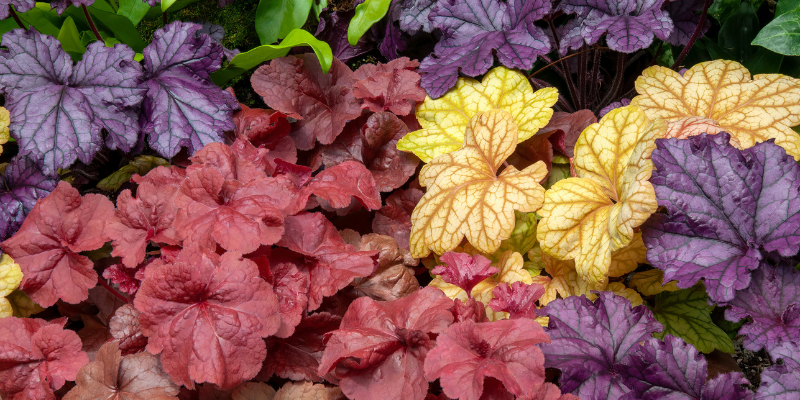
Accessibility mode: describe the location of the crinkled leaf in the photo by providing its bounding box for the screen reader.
[102,261,144,295]
[632,60,800,160]
[419,0,552,98]
[318,286,454,400]
[537,105,663,286]
[0,253,22,318]
[398,66,558,162]
[410,110,547,257]
[353,58,426,116]
[1,181,114,307]
[665,0,711,46]
[0,29,144,174]
[398,0,436,34]
[724,264,800,354]
[299,161,382,211]
[540,292,663,399]
[510,110,596,173]
[488,281,544,319]
[518,383,581,400]
[250,248,309,338]
[64,340,179,400]
[315,9,375,63]
[432,252,499,296]
[652,285,735,354]
[0,107,9,156]
[0,154,58,241]
[231,103,291,150]
[349,233,420,301]
[641,133,800,302]
[372,188,423,249]
[141,21,238,158]
[133,246,280,389]
[756,343,800,400]
[7,290,45,318]
[0,0,34,19]
[251,54,362,150]
[274,381,344,400]
[261,312,341,382]
[96,156,170,192]
[109,304,147,355]
[424,318,550,400]
[627,269,679,296]
[0,317,89,400]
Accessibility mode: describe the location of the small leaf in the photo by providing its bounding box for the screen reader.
[651,285,736,354]
[0,254,22,318]
[96,155,169,191]
[0,107,8,156]
[496,212,538,256]
[348,0,391,45]
[753,8,800,56]
[628,269,679,296]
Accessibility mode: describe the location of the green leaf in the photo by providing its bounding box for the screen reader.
[18,6,62,37]
[347,0,391,46]
[544,161,571,190]
[116,0,151,25]
[752,8,800,56]
[496,212,538,256]
[651,285,736,354]
[744,46,784,74]
[717,2,760,62]
[255,0,313,45]
[312,0,327,19]
[777,0,800,16]
[96,155,170,191]
[709,0,740,24]
[211,28,332,85]
[161,0,178,12]
[58,16,86,59]
[0,18,21,36]
[85,5,146,51]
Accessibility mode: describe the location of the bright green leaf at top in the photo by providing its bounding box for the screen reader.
[116,0,151,26]
[397,66,559,162]
[651,285,735,354]
[255,0,313,45]
[753,8,800,56]
[161,0,177,12]
[97,155,169,191]
[211,28,332,85]
[496,211,538,256]
[58,16,86,58]
[348,0,391,45]
[312,0,327,19]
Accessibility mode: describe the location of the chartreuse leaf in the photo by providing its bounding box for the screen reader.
[161,0,177,12]
[348,0,391,45]
[496,211,538,256]
[96,156,170,191]
[409,109,547,258]
[211,28,332,85]
[397,66,558,162]
[0,107,8,156]
[628,269,679,296]
[0,254,23,318]
[58,16,85,59]
[753,8,800,56]
[651,285,735,354]
[632,60,800,160]
[536,105,663,287]
[8,291,45,318]
[116,0,151,25]
[255,0,313,45]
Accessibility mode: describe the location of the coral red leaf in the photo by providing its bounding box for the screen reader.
[433,252,499,297]
[261,312,342,382]
[488,282,545,320]
[278,213,377,310]
[1,181,114,306]
[232,103,291,149]
[372,188,424,249]
[318,287,455,400]
[109,304,148,355]
[423,318,550,400]
[299,161,382,211]
[132,165,187,188]
[451,297,490,323]
[133,246,280,389]
[188,139,271,184]
[518,383,581,400]
[0,317,89,400]
[102,261,145,295]
[249,248,310,338]
[352,57,425,116]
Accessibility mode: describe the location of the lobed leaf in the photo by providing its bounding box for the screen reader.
[651,285,735,354]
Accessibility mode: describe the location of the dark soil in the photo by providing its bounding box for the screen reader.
[733,339,772,391]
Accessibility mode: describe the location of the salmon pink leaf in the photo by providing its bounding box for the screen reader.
[277,213,377,310]
[540,292,663,399]
[274,381,344,400]
[1,182,114,307]
[133,246,280,389]
[299,161,382,211]
[372,188,423,249]
[724,264,800,354]
[251,54,362,150]
[109,304,147,355]
[353,58,426,116]
[141,21,238,158]
[102,262,144,295]
[0,154,58,241]
[432,252,499,297]
[318,286,454,400]
[641,133,800,302]
[518,383,581,400]
[488,282,544,320]
[0,317,89,400]
[0,29,144,174]
[261,312,341,382]
[424,318,550,400]
[451,297,489,323]
[249,248,310,338]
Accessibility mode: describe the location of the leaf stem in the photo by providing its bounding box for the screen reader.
[597,53,627,114]
[671,0,711,70]
[529,47,609,77]
[9,6,26,30]
[82,5,103,42]
[162,11,168,27]
[649,41,663,66]
[97,276,130,303]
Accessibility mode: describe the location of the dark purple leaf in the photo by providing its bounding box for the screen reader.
[0,29,144,174]
[419,0,552,98]
[641,133,800,303]
[0,154,58,240]
[665,0,710,46]
[140,21,238,158]
[315,9,375,63]
[398,0,438,35]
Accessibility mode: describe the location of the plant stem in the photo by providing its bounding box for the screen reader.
[576,46,588,109]
[649,42,663,66]
[589,48,601,107]
[671,0,711,70]
[597,53,627,114]
[9,6,26,30]
[530,77,574,112]
[162,11,168,27]
[97,276,130,303]
[82,5,103,42]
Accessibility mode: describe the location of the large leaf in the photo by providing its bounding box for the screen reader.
[752,8,800,56]
[409,109,547,258]
[537,105,663,286]
[631,60,800,160]
[255,0,313,45]
[651,285,735,354]
[397,66,558,162]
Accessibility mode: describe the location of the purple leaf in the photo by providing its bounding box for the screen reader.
[419,0,552,98]
[724,264,800,354]
[0,154,58,240]
[0,0,34,19]
[558,0,673,53]
[140,21,238,158]
[50,0,93,14]
[315,9,375,63]
[621,335,753,400]
[756,343,800,400]
[398,0,437,34]
[641,133,800,303]
[540,292,662,399]
[0,29,144,174]
[664,0,710,46]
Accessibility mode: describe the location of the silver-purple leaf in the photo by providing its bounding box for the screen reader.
[0,29,144,175]
[540,292,663,400]
[0,0,34,19]
[558,0,673,53]
[419,0,552,98]
[724,264,800,354]
[50,0,93,14]
[398,0,438,35]
[641,133,800,303]
[140,21,238,158]
[756,343,800,400]
[0,154,58,240]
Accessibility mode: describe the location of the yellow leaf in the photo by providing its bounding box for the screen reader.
[632,60,800,160]
[536,105,663,286]
[628,269,680,296]
[605,282,644,307]
[0,107,9,156]
[533,252,604,306]
[0,254,23,318]
[409,110,547,258]
[397,67,559,162]
[608,232,647,277]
